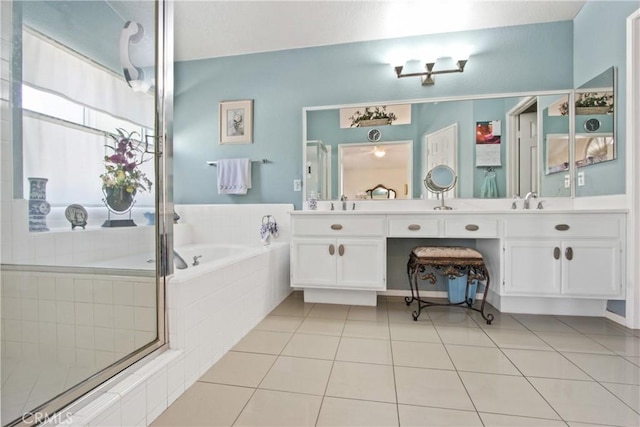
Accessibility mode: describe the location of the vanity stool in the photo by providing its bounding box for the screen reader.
[405,246,494,324]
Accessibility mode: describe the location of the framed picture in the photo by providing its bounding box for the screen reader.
[219,99,253,144]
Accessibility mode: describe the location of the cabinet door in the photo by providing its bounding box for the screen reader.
[336,238,386,290]
[291,239,337,287]
[561,240,622,297]
[504,240,561,295]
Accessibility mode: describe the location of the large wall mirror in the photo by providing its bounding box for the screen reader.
[303,67,616,203]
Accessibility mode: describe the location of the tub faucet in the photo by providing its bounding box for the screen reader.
[341,195,347,211]
[192,255,202,266]
[173,250,188,270]
[523,192,538,210]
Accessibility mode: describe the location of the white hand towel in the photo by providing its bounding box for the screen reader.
[217,158,252,194]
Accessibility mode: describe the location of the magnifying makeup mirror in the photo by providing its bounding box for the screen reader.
[424,165,457,210]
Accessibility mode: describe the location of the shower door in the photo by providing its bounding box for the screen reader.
[0,1,172,426]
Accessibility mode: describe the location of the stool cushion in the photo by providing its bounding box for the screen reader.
[412,246,483,259]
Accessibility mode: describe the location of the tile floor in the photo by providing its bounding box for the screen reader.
[152,292,640,427]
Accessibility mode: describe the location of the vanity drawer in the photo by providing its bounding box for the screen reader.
[505,215,623,238]
[388,217,440,237]
[444,218,499,238]
[293,216,386,237]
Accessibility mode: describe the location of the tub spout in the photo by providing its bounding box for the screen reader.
[173,250,188,269]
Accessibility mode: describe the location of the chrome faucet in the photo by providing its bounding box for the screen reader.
[340,195,348,211]
[511,195,520,210]
[523,191,538,210]
[173,250,188,269]
[192,255,202,266]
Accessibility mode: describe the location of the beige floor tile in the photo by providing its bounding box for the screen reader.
[234,389,322,427]
[150,382,253,427]
[585,333,640,357]
[389,321,442,343]
[459,371,560,420]
[281,333,340,360]
[447,345,521,376]
[394,366,474,410]
[556,317,631,336]
[199,351,276,387]
[269,300,314,317]
[316,397,398,427]
[484,328,554,351]
[254,315,304,333]
[428,310,480,328]
[307,303,350,320]
[232,330,292,355]
[513,314,579,333]
[502,348,591,381]
[562,352,640,385]
[435,325,496,347]
[626,356,640,367]
[297,317,345,336]
[479,412,567,426]
[534,332,614,354]
[335,337,393,365]
[342,320,390,340]
[259,356,332,395]
[469,310,527,331]
[388,307,428,324]
[398,405,483,426]
[347,305,389,322]
[392,340,455,370]
[601,382,640,412]
[529,377,640,426]
[326,361,396,403]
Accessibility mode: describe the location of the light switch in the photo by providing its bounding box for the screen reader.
[578,171,585,186]
[293,179,302,191]
[564,174,570,188]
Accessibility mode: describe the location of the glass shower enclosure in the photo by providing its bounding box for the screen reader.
[0,1,173,425]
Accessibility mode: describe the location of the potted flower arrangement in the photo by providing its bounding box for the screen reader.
[349,106,397,127]
[559,92,613,116]
[100,128,153,213]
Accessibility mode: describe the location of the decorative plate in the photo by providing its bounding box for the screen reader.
[65,204,88,230]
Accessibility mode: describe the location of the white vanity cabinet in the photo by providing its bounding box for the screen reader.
[503,214,625,299]
[291,214,386,305]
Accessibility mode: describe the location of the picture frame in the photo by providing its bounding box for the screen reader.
[219,99,253,144]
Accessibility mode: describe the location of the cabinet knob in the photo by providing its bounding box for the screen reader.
[331,224,343,230]
[555,224,570,231]
[408,224,421,231]
[465,224,479,231]
[565,247,573,261]
[329,244,335,255]
[553,247,560,260]
[338,244,345,256]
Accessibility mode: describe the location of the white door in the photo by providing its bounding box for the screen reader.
[504,240,561,295]
[561,240,622,297]
[518,112,538,196]
[423,123,457,199]
[291,239,336,287]
[336,238,386,290]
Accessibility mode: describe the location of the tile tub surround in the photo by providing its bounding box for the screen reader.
[151,293,640,427]
[38,204,293,426]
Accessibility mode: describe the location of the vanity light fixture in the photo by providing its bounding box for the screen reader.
[394,59,468,86]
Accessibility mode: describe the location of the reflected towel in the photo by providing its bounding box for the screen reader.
[480,174,498,198]
[217,158,251,195]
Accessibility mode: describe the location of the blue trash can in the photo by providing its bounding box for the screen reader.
[447,275,478,304]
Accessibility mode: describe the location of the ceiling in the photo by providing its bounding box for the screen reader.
[173,0,586,62]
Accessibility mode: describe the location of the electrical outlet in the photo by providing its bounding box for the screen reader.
[564,174,570,188]
[293,179,302,191]
[578,171,585,186]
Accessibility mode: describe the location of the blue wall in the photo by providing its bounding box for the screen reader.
[174,21,575,208]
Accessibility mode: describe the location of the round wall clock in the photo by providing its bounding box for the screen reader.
[65,204,88,230]
[584,118,601,132]
[367,128,382,142]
